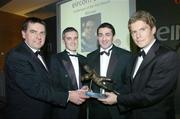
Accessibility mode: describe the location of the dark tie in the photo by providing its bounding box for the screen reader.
[34,51,48,70]
[66,51,78,57]
[100,47,113,56]
[138,50,146,58]
[34,51,41,56]
[68,54,78,57]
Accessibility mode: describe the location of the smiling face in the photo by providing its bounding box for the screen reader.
[97,27,114,49]
[130,20,156,48]
[63,31,78,52]
[22,22,46,50]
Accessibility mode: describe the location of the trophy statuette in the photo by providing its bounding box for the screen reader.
[81,65,120,98]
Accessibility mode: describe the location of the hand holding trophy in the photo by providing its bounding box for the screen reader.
[81,65,119,99]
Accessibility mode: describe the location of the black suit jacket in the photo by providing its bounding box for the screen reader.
[118,41,179,119]
[49,50,87,119]
[4,42,69,119]
[87,45,132,119]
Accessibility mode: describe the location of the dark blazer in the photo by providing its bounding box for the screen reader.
[118,41,179,119]
[87,45,132,119]
[4,42,69,119]
[49,50,87,119]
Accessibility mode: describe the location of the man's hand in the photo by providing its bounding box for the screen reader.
[68,86,89,105]
[98,92,117,105]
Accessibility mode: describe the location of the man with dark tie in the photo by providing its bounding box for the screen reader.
[87,22,132,119]
[4,17,87,119]
[49,27,89,119]
[98,10,179,119]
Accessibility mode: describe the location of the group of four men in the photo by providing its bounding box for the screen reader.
[4,10,179,119]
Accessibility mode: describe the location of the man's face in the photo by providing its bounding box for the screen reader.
[84,21,96,39]
[63,31,78,51]
[97,27,113,49]
[130,20,156,48]
[22,22,46,50]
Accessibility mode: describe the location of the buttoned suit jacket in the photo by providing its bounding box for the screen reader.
[4,42,68,119]
[87,45,132,119]
[49,50,87,119]
[118,40,179,119]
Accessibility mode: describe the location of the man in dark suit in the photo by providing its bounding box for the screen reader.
[99,10,179,119]
[4,18,87,119]
[49,27,89,119]
[87,23,132,119]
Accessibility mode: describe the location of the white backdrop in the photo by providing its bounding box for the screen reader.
[56,0,136,56]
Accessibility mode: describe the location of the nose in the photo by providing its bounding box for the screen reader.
[101,35,106,40]
[36,33,42,39]
[135,31,141,38]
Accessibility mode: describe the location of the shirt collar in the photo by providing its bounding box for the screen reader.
[142,39,156,54]
[66,49,77,55]
[25,42,40,53]
[100,45,113,52]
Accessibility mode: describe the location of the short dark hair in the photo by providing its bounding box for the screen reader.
[97,22,115,36]
[62,27,78,39]
[21,17,46,31]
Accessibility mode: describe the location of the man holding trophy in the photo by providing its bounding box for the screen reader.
[98,11,179,119]
[85,23,132,119]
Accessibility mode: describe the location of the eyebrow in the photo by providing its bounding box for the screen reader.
[98,32,112,35]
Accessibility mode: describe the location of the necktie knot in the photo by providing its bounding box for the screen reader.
[138,50,146,58]
[34,51,41,56]
[100,47,112,56]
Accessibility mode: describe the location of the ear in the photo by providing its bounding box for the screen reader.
[152,26,156,35]
[113,35,116,41]
[21,30,26,39]
[63,39,66,47]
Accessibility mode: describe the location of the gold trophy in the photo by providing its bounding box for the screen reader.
[81,65,119,98]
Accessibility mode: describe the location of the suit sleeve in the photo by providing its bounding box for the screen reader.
[117,51,179,111]
[5,53,68,107]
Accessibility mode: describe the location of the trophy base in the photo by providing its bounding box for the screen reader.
[86,92,107,99]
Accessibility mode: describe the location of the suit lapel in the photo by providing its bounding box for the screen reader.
[21,42,48,73]
[107,47,118,78]
[130,55,139,81]
[33,55,48,72]
[91,51,100,75]
[134,41,160,79]
[61,51,78,89]
[77,55,84,88]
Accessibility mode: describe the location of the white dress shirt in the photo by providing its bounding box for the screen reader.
[100,45,113,93]
[66,49,80,89]
[133,39,156,78]
[100,46,113,77]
